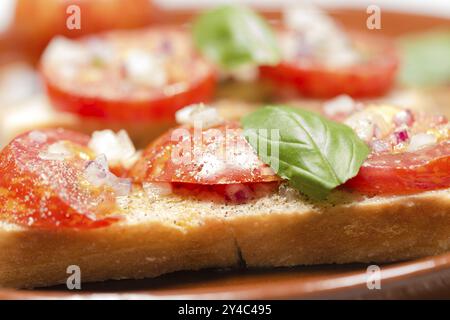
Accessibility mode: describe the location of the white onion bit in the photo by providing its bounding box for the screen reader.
[88,129,138,169]
[28,130,47,143]
[42,37,90,77]
[371,140,391,153]
[407,133,437,152]
[122,49,167,87]
[38,141,72,161]
[143,182,173,198]
[323,95,356,118]
[84,154,132,197]
[175,104,224,129]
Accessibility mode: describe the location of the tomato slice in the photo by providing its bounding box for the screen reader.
[260,31,398,98]
[130,122,279,184]
[40,28,216,122]
[0,129,122,229]
[345,141,450,195]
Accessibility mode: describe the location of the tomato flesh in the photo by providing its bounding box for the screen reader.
[0,129,120,229]
[260,32,398,98]
[41,28,217,122]
[345,141,450,195]
[130,122,279,185]
[44,72,216,122]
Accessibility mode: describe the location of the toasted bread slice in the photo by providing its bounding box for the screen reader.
[1,185,449,288]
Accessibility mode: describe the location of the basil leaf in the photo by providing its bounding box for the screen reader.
[192,5,280,69]
[242,106,370,199]
[398,30,450,86]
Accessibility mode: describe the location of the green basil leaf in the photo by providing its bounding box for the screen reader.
[398,30,450,86]
[242,106,370,199]
[192,5,280,69]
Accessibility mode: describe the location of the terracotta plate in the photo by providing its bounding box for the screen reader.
[2,252,450,299]
[1,8,450,300]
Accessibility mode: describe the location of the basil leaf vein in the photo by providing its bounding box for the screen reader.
[242,106,370,199]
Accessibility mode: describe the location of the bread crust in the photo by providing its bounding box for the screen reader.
[230,189,450,266]
[0,218,239,288]
[0,187,449,288]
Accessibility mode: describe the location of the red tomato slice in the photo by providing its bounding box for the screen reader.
[345,141,450,195]
[0,129,121,229]
[40,28,216,122]
[260,31,398,98]
[130,122,280,184]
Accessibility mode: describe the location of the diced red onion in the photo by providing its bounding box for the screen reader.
[393,129,409,144]
[224,184,253,204]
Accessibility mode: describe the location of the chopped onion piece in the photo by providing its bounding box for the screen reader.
[393,129,409,144]
[122,150,142,170]
[345,117,375,143]
[111,178,132,197]
[175,104,224,128]
[28,131,47,143]
[407,133,437,152]
[84,154,131,197]
[88,130,138,168]
[345,109,392,142]
[224,184,253,204]
[38,141,72,161]
[116,130,136,158]
[143,182,172,198]
[85,154,109,187]
[283,4,359,67]
[122,49,167,87]
[278,183,300,201]
[323,95,355,118]
[42,36,90,68]
[393,109,414,127]
[371,140,391,153]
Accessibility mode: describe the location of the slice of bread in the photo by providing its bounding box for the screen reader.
[1,184,449,289]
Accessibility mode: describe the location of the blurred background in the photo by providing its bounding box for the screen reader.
[0,0,448,148]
